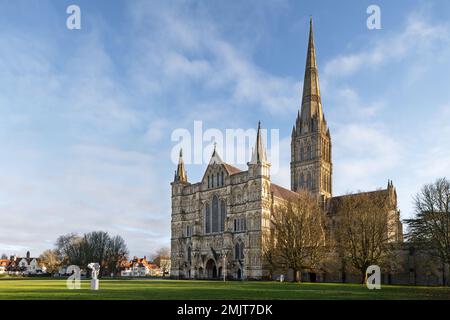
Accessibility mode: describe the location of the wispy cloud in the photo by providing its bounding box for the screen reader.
[324,13,450,79]
[0,0,301,257]
[322,8,450,217]
[333,123,401,188]
[126,0,299,117]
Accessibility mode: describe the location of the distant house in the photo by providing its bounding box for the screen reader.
[120,257,158,277]
[0,259,10,274]
[7,252,46,275]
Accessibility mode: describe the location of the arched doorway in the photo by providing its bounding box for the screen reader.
[206,259,217,279]
[237,268,242,280]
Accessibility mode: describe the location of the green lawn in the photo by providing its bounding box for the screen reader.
[0,278,449,300]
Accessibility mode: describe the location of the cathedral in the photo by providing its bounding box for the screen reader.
[170,18,404,281]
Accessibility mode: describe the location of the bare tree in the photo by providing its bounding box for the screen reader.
[335,191,395,283]
[151,247,170,277]
[82,231,110,274]
[106,235,129,276]
[55,231,128,276]
[270,191,327,282]
[55,233,84,267]
[262,230,277,280]
[159,258,171,278]
[405,178,450,286]
[39,249,61,274]
[151,247,170,262]
[1,253,7,260]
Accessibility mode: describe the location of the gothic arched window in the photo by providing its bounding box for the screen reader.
[212,195,219,233]
[220,200,226,232]
[234,243,240,260]
[234,241,245,260]
[205,204,211,234]
[239,242,245,260]
[187,247,192,264]
[300,173,305,188]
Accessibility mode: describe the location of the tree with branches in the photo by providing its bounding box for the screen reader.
[55,231,129,276]
[151,247,171,277]
[39,249,62,274]
[405,178,450,286]
[335,191,396,283]
[269,191,327,282]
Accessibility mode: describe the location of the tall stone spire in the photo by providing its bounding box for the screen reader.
[251,121,267,164]
[174,148,187,183]
[291,18,332,200]
[299,17,324,131]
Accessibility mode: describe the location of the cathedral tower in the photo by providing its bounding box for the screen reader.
[291,18,332,201]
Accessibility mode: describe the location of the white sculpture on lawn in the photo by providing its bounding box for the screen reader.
[88,262,100,290]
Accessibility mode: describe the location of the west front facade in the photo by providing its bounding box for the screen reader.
[170,19,445,284]
[170,124,297,280]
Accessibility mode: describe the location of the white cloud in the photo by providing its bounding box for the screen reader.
[0,26,171,257]
[145,118,171,144]
[413,104,450,178]
[0,143,170,257]
[270,136,291,188]
[324,13,450,78]
[335,88,383,118]
[333,123,402,192]
[126,1,299,116]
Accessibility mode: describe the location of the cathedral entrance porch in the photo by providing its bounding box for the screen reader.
[206,259,218,279]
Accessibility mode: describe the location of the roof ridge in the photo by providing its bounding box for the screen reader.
[222,163,242,175]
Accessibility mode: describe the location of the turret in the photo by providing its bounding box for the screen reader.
[248,121,270,178]
[174,149,188,183]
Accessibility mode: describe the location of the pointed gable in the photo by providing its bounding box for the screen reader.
[201,146,243,188]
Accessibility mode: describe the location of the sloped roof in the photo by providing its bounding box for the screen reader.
[0,259,10,267]
[223,163,242,175]
[122,257,158,269]
[270,184,299,201]
[328,189,391,212]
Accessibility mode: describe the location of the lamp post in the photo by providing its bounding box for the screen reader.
[221,249,230,282]
[192,248,200,279]
[223,254,226,282]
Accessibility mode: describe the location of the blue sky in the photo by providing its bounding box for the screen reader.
[1,0,450,257]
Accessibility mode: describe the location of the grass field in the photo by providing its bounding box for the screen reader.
[0,278,449,300]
